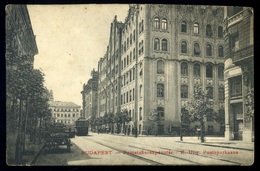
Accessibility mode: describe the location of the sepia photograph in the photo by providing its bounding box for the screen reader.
[6,4,254,166]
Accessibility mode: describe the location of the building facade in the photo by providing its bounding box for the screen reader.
[81,69,99,119]
[49,101,81,128]
[95,4,226,135]
[223,7,254,142]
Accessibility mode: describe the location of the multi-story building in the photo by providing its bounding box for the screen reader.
[96,4,226,135]
[81,69,99,119]
[223,7,254,142]
[49,101,81,128]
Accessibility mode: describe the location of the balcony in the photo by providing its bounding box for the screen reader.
[232,45,254,63]
[227,8,253,28]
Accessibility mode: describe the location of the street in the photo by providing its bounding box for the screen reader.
[34,132,254,166]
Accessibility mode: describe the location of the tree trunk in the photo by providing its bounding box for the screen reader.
[15,99,22,163]
[200,119,205,143]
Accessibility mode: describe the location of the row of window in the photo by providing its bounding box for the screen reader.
[180,85,224,100]
[53,113,79,118]
[121,68,136,87]
[156,60,224,79]
[152,17,224,38]
[55,119,74,124]
[121,48,136,70]
[52,108,79,112]
[180,62,224,78]
[121,88,135,105]
[153,38,224,57]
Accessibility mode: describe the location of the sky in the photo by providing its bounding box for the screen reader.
[27,4,129,106]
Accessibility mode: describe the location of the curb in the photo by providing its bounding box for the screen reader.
[29,143,45,166]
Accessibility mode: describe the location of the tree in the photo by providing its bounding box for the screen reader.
[185,85,218,143]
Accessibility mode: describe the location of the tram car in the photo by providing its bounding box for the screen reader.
[75,117,89,136]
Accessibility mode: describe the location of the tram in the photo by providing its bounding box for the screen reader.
[75,117,89,136]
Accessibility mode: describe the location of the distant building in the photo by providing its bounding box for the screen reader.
[81,69,99,119]
[96,4,225,135]
[49,101,81,128]
[223,7,254,142]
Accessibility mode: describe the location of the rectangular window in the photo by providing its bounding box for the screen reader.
[230,76,242,98]
[231,33,239,52]
[181,85,188,98]
[219,88,224,101]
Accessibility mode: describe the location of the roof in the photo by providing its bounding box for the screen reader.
[50,101,80,108]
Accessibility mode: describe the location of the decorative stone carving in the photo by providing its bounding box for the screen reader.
[181,100,189,107]
[157,98,165,106]
[206,79,213,86]
[219,102,224,109]
[194,78,201,85]
[181,77,188,84]
[219,80,224,87]
[157,75,165,82]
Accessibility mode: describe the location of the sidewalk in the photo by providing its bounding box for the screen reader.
[89,132,254,151]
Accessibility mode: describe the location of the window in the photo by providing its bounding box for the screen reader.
[124,93,126,104]
[130,33,132,45]
[124,41,126,52]
[206,24,212,37]
[127,38,129,49]
[157,60,165,74]
[194,63,201,77]
[133,30,136,41]
[157,107,164,117]
[126,92,129,103]
[133,88,135,100]
[181,62,188,76]
[194,23,199,34]
[121,60,123,70]
[218,26,223,38]
[206,87,213,99]
[218,45,224,57]
[141,20,144,32]
[157,84,164,97]
[181,21,187,33]
[130,52,132,63]
[139,20,144,33]
[139,40,144,55]
[161,18,167,30]
[127,55,129,65]
[130,70,132,82]
[231,33,239,52]
[219,87,224,101]
[154,17,160,29]
[230,76,242,97]
[133,68,135,80]
[181,41,187,54]
[140,85,142,98]
[161,39,168,51]
[68,114,70,117]
[129,90,132,101]
[121,95,123,105]
[206,64,213,78]
[206,44,212,56]
[139,107,143,120]
[124,58,126,68]
[181,85,188,98]
[57,114,60,117]
[194,43,201,56]
[133,48,136,60]
[154,38,160,51]
[218,66,224,79]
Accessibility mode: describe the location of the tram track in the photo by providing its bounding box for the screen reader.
[93,136,244,165]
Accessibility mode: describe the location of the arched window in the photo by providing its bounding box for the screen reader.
[161,39,168,51]
[181,62,188,76]
[154,38,160,51]
[194,43,201,56]
[194,63,201,77]
[194,23,199,34]
[157,60,164,74]
[218,66,224,79]
[157,84,164,97]
[218,45,224,57]
[218,26,223,38]
[181,85,188,98]
[157,107,164,117]
[181,21,187,33]
[161,18,167,30]
[206,64,213,78]
[181,41,187,54]
[154,17,160,29]
[206,44,212,56]
[206,24,212,37]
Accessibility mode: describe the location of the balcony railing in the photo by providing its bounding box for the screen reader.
[232,45,254,63]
